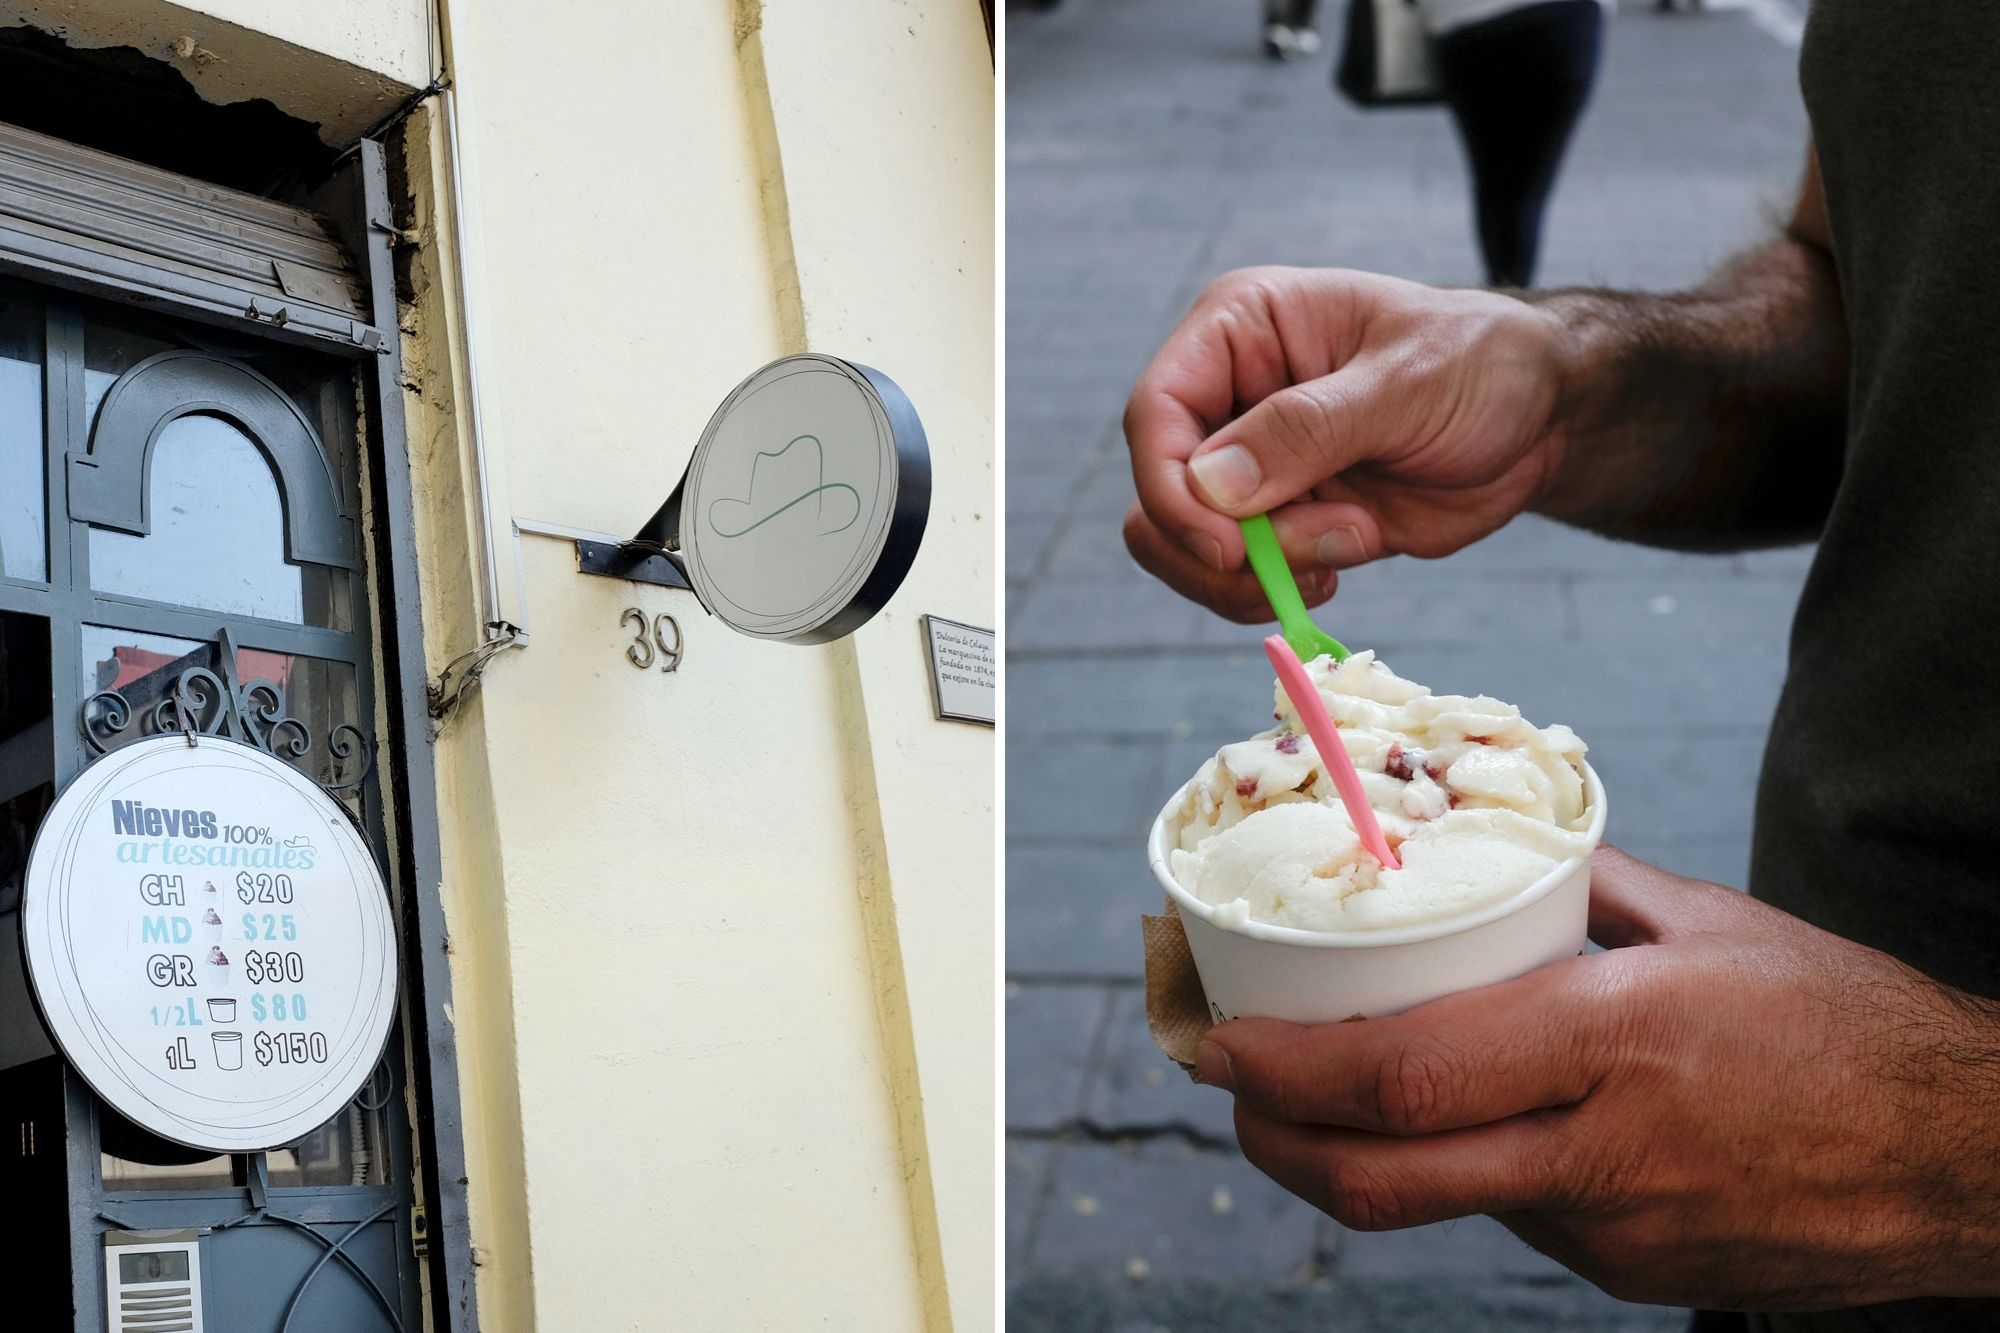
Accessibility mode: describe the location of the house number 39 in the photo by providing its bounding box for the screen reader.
[621,609,683,672]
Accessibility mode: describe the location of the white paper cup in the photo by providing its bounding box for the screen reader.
[1149,764,1606,1023]
[206,997,236,1024]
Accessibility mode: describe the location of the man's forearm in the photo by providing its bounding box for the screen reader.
[1526,227,1850,550]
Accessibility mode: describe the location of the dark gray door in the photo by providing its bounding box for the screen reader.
[0,278,421,1332]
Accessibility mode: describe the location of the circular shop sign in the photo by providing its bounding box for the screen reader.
[680,354,930,644]
[22,735,397,1153]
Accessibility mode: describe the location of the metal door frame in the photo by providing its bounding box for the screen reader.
[0,138,478,1333]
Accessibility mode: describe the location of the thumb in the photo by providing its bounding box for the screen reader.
[1586,844,1741,948]
[1184,362,1394,519]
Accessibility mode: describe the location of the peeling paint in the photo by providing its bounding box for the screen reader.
[732,0,763,47]
[0,0,424,144]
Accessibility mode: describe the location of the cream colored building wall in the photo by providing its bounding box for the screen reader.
[755,5,997,1327]
[413,1,995,1331]
[173,0,429,81]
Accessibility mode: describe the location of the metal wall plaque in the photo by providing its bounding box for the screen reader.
[922,616,996,726]
[609,354,931,643]
[22,735,398,1152]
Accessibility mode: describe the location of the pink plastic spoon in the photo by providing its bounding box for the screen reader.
[1263,634,1401,870]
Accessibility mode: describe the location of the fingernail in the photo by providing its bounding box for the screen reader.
[1195,1039,1235,1091]
[1188,534,1225,571]
[1317,525,1367,567]
[1188,444,1260,510]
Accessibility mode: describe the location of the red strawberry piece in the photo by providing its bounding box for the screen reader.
[1423,761,1445,782]
[1466,734,1494,746]
[1276,733,1301,755]
[1235,777,1258,798]
[1383,743,1413,782]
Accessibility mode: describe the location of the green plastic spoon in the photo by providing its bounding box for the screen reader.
[1240,513,1350,664]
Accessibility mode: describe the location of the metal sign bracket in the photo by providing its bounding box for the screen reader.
[574,538,693,591]
[573,474,695,591]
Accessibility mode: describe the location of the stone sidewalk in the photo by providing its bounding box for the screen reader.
[1005,0,1812,1327]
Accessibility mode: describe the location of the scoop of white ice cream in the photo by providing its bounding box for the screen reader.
[1170,651,1593,933]
[1171,802,1375,932]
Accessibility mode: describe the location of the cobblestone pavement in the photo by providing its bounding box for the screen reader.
[1006,0,1812,1327]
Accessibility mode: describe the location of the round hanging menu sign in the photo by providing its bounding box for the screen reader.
[21,735,397,1153]
[680,354,930,644]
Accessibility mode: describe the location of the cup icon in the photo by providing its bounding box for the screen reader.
[206,998,236,1024]
[211,1031,243,1071]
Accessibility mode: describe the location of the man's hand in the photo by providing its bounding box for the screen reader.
[1196,848,2000,1310]
[1124,152,1848,615]
[1122,266,1570,622]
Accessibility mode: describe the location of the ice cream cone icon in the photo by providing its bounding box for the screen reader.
[205,945,230,988]
[202,907,224,944]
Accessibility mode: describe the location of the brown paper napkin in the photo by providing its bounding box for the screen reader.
[1141,897,1215,1074]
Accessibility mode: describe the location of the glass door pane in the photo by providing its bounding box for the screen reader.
[0,613,65,1312]
[78,628,364,790]
[0,610,55,1059]
[81,320,176,437]
[265,1059,393,1189]
[88,414,350,629]
[0,298,45,583]
[97,1116,234,1192]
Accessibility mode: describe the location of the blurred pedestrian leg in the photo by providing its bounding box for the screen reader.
[1264,0,1323,60]
[1433,0,1605,285]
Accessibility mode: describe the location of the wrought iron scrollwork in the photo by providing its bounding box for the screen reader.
[81,628,375,799]
[326,723,372,793]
